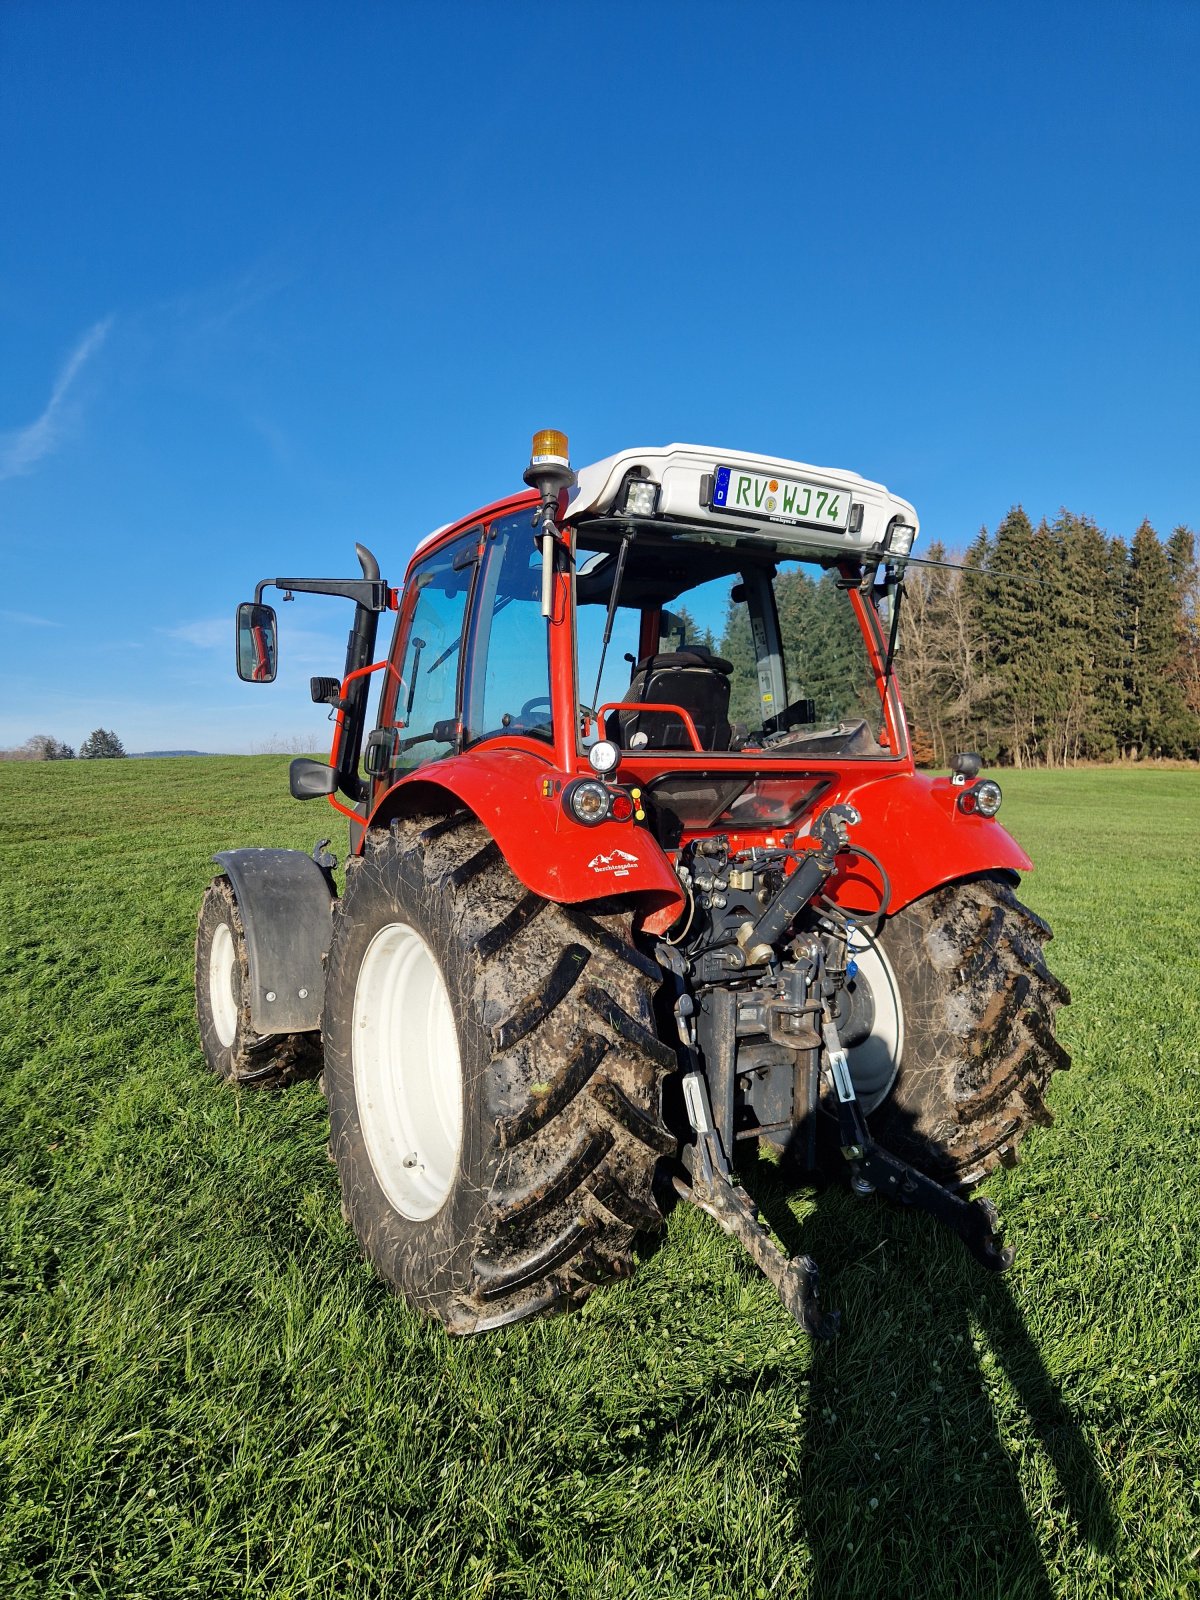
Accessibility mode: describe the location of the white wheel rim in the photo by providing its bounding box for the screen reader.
[843,929,904,1114]
[209,922,239,1049]
[352,921,463,1221]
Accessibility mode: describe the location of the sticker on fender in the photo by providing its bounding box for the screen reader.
[587,849,638,878]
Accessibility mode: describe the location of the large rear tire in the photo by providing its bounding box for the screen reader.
[195,876,323,1088]
[322,813,676,1333]
[861,873,1071,1187]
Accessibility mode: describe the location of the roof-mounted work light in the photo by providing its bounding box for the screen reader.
[524,430,576,619]
[617,474,660,518]
[883,520,917,559]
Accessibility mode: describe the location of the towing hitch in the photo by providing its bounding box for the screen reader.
[675,1013,1013,1336]
[675,1071,840,1339]
[824,1018,1013,1273]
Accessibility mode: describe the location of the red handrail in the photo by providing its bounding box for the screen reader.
[595,700,704,753]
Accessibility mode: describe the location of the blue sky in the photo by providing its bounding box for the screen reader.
[2,0,1197,752]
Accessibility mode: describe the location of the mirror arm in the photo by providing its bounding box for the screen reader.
[254,575,390,610]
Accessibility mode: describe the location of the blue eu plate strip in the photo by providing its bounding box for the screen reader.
[712,465,731,508]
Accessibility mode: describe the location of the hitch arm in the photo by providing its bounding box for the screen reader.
[675,1072,840,1339]
[823,1018,1013,1273]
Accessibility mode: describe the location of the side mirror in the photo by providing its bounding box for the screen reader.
[236,602,278,683]
[289,758,338,799]
[363,727,398,779]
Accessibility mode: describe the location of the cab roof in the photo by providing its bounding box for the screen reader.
[411,443,918,568]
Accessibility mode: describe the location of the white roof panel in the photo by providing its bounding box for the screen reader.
[566,443,918,559]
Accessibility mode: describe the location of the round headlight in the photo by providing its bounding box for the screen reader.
[974,779,1003,817]
[565,778,611,826]
[588,739,620,777]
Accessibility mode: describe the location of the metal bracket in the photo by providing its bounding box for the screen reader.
[821,1016,1014,1273]
[675,1071,839,1339]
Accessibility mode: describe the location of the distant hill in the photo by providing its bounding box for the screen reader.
[127,750,214,759]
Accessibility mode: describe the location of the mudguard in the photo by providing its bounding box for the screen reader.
[366,747,686,922]
[829,770,1034,915]
[213,848,335,1034]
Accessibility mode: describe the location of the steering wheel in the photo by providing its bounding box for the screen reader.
[518,697,553,723]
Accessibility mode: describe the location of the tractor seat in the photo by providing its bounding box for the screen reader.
[610,646,734,751]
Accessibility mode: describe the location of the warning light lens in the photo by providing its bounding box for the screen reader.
[609,791,635,822]
[530,429,570,467]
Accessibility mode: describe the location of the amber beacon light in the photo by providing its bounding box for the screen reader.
[524,430,576,618]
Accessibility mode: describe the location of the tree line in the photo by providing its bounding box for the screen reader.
[1,729,126,761]
[898,512,1200,767]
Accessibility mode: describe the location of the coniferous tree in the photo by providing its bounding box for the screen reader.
[79,728,126,759]
[1121,522,1192,757]
[975,508,1043,765]
[1166,527,1200,732]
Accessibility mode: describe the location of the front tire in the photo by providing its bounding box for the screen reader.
[195,876,322,1088]
[322,814,677,1333]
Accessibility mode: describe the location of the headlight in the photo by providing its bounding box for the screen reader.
[564,778,611,826]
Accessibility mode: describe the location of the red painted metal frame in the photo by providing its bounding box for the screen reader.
[336,486,1033,932]
[595,701,704,753]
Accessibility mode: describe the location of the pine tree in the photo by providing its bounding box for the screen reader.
[1166,527,1200,732]
[975,508,1045,765]
[1051,513,1124,763]
[1122,522,1192,757]
[79,728,126,759]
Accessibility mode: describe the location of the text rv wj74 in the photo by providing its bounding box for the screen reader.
[197,432,1068,1335]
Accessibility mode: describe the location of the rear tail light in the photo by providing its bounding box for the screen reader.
[562,780,637,826]
[564,779,611,825]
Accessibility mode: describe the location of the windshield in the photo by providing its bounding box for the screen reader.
[574,527,894,758]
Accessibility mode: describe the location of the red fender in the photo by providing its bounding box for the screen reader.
[823,770,1033,915]
[366,746,686,924]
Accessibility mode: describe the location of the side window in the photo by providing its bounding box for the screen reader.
[775,560,883,731]
[575,601,642,726]
[463,513,552,744]
[574,541,642,733]
[389,537,476,772]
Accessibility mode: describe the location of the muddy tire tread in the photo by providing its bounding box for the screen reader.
[324,811,675,1332]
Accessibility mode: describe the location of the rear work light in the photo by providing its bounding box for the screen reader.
[619,476,660,517]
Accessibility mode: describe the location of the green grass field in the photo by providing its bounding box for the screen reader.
[1,760,1198,1599]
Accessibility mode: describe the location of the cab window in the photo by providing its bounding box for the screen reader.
[462,512,552,746]
[388,536,476,772]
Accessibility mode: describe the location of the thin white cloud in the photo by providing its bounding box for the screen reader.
[0,609,63,627]
[165,617,229,650]
[0,317,114,481]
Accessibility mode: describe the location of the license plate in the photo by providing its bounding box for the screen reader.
[710,464,850,531]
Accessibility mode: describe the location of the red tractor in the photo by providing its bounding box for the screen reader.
[197,433,1068,1335]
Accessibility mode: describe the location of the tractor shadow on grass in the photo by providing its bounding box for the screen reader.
[734,1134,1117,1598]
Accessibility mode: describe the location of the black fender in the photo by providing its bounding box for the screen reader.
[213,848,335,1034]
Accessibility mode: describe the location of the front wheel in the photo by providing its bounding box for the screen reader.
[321,814,677,1332]
[194,876,322,1087]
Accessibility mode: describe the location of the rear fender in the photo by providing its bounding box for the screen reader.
[366,748,685,924]
[828,771,1033,914]
[214,848,335,1033]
